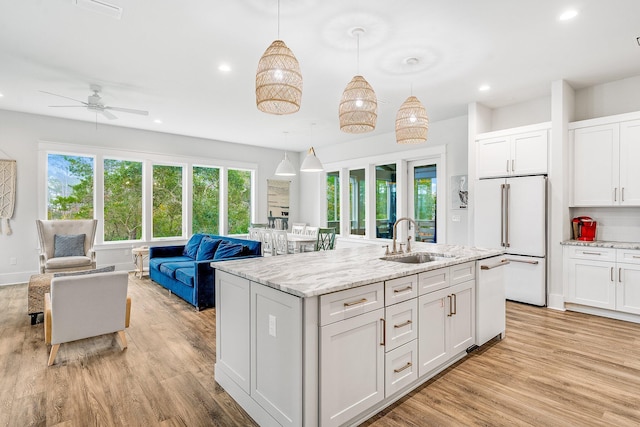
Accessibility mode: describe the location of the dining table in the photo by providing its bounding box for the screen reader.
[286,233,317,253]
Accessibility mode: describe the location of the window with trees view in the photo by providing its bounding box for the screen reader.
[326,171,340,231]
[193,166,220,234]
[153,164,183,238]
[104,159,143,241]
[349,169,365,235]
[375,164,396,238]
[47,154,94,220]
[227,168,252,234]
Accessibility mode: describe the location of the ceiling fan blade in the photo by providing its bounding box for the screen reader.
[105,106,149,116]
[101,109,118,120]
[40,90,88,105]
[48,105,88,108]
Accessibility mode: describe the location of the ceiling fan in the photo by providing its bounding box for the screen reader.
[41,84,149,120]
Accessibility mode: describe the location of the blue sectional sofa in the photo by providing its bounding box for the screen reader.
[149,234,261,310]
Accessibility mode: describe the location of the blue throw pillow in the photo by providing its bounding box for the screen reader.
[183,234,205,258]
[196,236,223,261]
[53,234,86,257]
[213,241,248,260]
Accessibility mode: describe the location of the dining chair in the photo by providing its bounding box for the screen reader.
[301,226,319,252]
[315,227,336,251]
[291,223,306,235]
[259,228,275,256]
[272,230,293,255]
[248,227,262,241]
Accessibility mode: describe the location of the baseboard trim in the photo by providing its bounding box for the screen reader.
[547,293,565,311]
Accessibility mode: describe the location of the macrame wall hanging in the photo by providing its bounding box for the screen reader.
[0,158,16,235]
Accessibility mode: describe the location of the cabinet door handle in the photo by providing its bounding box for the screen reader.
[344,298,367,307]
[582,251,602,256]
[511,159,515,172]
[610,267,614,282]
[506,160,510,173]
[394,320,413,329]
[447,295,452,317]
[619,267,622,283]
[452,293,457,315]
[380,318,386,346]
[622,187,625,202]
[394,362,412,374]
[614,187,618,202]
[393,286,413,294]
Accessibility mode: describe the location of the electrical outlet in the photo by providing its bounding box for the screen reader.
[452,215,461,222]
[268,314,277,337]
[9,257,17,265]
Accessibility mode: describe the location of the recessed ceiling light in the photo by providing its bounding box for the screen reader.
[218,64,231,72]
[0,93,4,97]
[479,84,491,92]
[559,9,578,21]
[154,119,163,124]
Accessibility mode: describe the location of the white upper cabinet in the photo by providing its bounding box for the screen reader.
[477,129,548,178]
[571,119,640,206]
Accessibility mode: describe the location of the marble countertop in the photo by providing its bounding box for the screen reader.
[561,240,640,250]
[213,243,503,298]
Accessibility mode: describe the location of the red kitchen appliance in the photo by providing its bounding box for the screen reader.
[572,216,597,241]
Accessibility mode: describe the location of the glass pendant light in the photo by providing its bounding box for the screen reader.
[255,0,302,115]
[339,28,377,133]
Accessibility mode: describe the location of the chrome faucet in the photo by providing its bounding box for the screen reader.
[392,217,417,254]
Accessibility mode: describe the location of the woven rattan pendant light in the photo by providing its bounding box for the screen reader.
[256,0,302,115]
[395,94,429,144]
[339,28,377,133]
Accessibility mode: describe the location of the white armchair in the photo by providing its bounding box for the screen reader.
[44,271,131,366]
[36,219,97,274]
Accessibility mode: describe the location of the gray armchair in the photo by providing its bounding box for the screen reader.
[36,219,98,274]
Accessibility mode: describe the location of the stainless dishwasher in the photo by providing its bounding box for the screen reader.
[476,256,510,347]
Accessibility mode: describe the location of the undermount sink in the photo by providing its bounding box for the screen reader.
[380,252,456,264]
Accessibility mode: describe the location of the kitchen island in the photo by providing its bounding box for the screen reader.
[213,243,503,427]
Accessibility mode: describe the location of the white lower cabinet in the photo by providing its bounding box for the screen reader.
[319,308,385,427]
[385,340,418,397]
[418,281,475,377]
[565,246,640,316]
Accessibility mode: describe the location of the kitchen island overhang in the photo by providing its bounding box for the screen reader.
[212,243,504,427]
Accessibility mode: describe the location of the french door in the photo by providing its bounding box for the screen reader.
[407,159,443,243]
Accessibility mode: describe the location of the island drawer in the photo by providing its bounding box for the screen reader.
[320,282,384,326]
[385,340,418,397]
[385,299,418,351]
[617,248,640,265]
[450,261,476,285]
[385,274,418,306]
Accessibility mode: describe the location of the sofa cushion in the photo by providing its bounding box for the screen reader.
[183,234,205,258]
[54,234,86,257]
[196,236,223,261]
[159,261,195,278]
[175,267,195,287]
[214,241,248,260]
[150,256,192,270]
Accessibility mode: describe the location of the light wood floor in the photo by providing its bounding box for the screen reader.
[1,275,639,426]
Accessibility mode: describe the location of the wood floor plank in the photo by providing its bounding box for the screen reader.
[1,277,640,426]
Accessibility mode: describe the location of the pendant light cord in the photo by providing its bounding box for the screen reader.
[356,32,360,75]
[277,0,280,39]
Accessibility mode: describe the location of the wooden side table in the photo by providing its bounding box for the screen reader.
[132,246,149,279]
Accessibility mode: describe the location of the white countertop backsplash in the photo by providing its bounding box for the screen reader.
[213,243,502,298]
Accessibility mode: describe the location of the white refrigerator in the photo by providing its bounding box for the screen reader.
[474,175,547,306]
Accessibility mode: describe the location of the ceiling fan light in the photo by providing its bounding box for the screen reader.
[395,95,429,144]
[256,40,303,115]
[300,147,323,172]
[275,152,297,176]
[339,75,377,133]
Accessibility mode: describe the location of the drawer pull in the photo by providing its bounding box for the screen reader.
[393,286,413,294]
[344,298,367,307]
[507,258,539,265]
[394,320,413,329]
[581,251,602,256]
[633,255,640,259]
[394,362,412,373]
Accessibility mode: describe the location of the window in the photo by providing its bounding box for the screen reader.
[192,166,220,234]
[326,171,340,231]
[375,164,396,238]
[411,163,437,243]
[153,164,183,238]
[349,169,365,235]
[103,159,143,241]
[47,154,94,219]
[227,168,252,234]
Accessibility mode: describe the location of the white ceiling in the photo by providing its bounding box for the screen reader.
[1,0,639,151]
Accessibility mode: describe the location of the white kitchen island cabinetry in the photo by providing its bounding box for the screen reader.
[563,242,640,320]
[570,118,640,206]
[476,126,548,179]
[214,244,502,427]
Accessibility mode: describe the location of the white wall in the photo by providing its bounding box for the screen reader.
[574,75,640,121]
[491,96,551,132]
[298,115,470,245]
[0,109,300,285]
